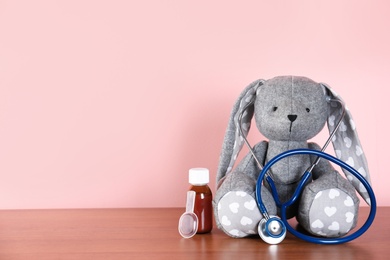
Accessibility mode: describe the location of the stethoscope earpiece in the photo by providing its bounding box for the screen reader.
[258,216,286,245]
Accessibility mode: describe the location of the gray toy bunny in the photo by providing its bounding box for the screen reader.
[214,76,372,239]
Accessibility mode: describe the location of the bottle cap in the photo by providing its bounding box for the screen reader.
[189,168,209,185]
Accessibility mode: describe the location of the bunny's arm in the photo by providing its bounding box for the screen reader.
[216,141,268,189]
[215,141,268,199]
[234,141,269,180]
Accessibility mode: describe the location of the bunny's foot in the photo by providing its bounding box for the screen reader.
[216,191,262,237]
[297,171,360,237]
[214,171,276,238]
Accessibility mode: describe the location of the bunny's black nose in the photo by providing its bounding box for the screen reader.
[288,114,297,122]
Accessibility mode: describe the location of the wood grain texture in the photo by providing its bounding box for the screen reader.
[0,207,387,259]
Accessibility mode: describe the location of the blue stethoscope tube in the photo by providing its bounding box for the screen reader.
[256,149,376,244]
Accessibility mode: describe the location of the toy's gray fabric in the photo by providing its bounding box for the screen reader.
[324,85,371,205]
[214,76,371,238]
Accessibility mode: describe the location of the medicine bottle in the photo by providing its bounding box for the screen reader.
[188,168,213,234]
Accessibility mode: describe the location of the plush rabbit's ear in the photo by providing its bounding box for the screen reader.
[321,83,372,205]
[216,79,264,184]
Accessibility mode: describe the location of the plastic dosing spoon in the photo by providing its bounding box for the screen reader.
[178,190,198,238]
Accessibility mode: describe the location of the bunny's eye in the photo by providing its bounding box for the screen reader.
[306,108,310,113]
[273,107,278,112]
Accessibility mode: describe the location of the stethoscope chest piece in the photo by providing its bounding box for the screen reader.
[258,215,286,245]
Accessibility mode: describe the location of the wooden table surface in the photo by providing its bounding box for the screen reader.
[0,207,387,259]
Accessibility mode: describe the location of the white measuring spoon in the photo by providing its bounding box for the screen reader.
[178,190,198,238]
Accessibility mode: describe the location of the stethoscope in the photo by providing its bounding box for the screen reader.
[238,97,376,245]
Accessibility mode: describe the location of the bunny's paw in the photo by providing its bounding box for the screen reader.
[216,191,262,237]
[216,187,276,238]
[297,172,360,237]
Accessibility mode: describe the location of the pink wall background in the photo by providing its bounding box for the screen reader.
[0,0,388,209]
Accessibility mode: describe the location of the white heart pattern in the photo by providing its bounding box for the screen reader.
[344,137,352,148]
[311,219,324,228]
[221,215,231,226]
[244,200,256,210]
[240,216,253,226]
[229,202,239,213]
[340,121,347,132]
[328,115,335,126]
[229,229,240,236]
[346,157,354,167]
[316,230,327,236]
[324,207,337,217]
[356,145,363,156]
[344,196,354,207]
[328,221,340,231]
[328,189,340,199]
[236,191,247,197]
[345,212,354,223]
[358,167,367,177]
[359,182,367,193]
